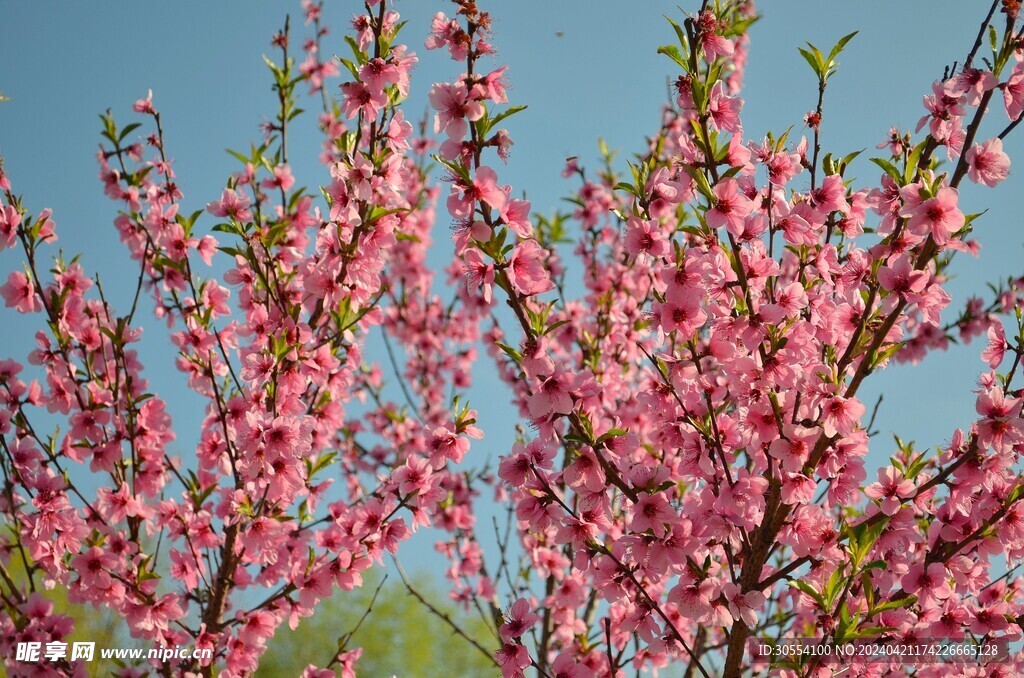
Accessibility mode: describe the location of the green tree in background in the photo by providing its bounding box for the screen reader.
[6,555,122,677]
[257,570,498,677]
[13,553,495,677]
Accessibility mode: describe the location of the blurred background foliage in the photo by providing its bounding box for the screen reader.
[257,570,498,677]
[13,555,496,677]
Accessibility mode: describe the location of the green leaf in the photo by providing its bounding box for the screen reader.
[841,149,864,168]
[680,164,714,201]
[118,122,142,143]
[870,157,902,183]
[798,47,822,78]
[905,140,927,182]
[496,342,522,363]
[343,36,365,64]
[664,16,689,56]
[338,57,361,80]
[596,428,628,445]
[226,148,250,165]
[613,181,640,199]
[789,580,824,606]
[871,595,917,615]
[826,31,858,67]
[847,516,889,566]
[431,154,472,184]
[848,625,894,640]
[658,45,688,70]
[543,319,571,336]
[873,342,903,367]
[217,246,247,258]
[963,210,988,227]
[486,105,527,132]
[824,567,846,607]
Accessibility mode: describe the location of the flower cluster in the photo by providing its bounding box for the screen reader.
[2,3,482,676]
[3,0,1024,677]
[425,1,1024,677]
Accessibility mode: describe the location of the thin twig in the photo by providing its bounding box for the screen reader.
[393,558,500,667]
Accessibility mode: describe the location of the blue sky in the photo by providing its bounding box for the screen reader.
[2,0,1022,588]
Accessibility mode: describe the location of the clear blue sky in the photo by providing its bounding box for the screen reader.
[1,1,1021,580]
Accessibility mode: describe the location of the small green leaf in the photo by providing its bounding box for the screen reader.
[871,595,917,615]
[664,16,689,56]
[827,31,858,67]
[487,105,527,131]
[798,46,822,78]
[789,580,824,606]
[658,45,688,70]
[905,140,928,182]
[870,157,902,183]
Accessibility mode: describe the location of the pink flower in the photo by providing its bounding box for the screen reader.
[97,483,148,523]
[507,239,554,297]
[482,66,509,103]
[358,57,400,93]
[429,82,483,140]
[878,254,928,298]
[820,395,865,437]
[448,166,508,218]
[708,82,742,133]
[670,580,714,622]
[555,515,600,549]
[495,643,531,677]
[657,289,707,337]
[499,598,539,642]
[722,583,765,628]
[624,217,670,259]
[902,563,952,602]
[902,186,964,245]
[169,549,205,589]
[463,248,495,302]
[340,81,387,120]
[1004,62,1024,120]
[500,199,532,238]
[943,67,997,106]
[810,174,849,214]
[262,416,312,459]
[201,281,231,318]
[428,426,469,468]
[877,126,908,156]
[563,448,605,492]
[335,648,363,678]
[706,179,754,233]
[528,372,575,419]
[864,466,915,515]
[981,322,1006,368]
[206,188,253,222]
[386,110,413,151]
[425,13,465,60]
[700,14,735,61]
[69,408,110,442]
[472,166,508,212]
[1,271,42,313]
[629,493,675,536]
[261,163,295,192]
[72,547,117,590]
[392,456,433,495]
[132,89,155,114]
[0,204,22,250]
[965,137,1010,187]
